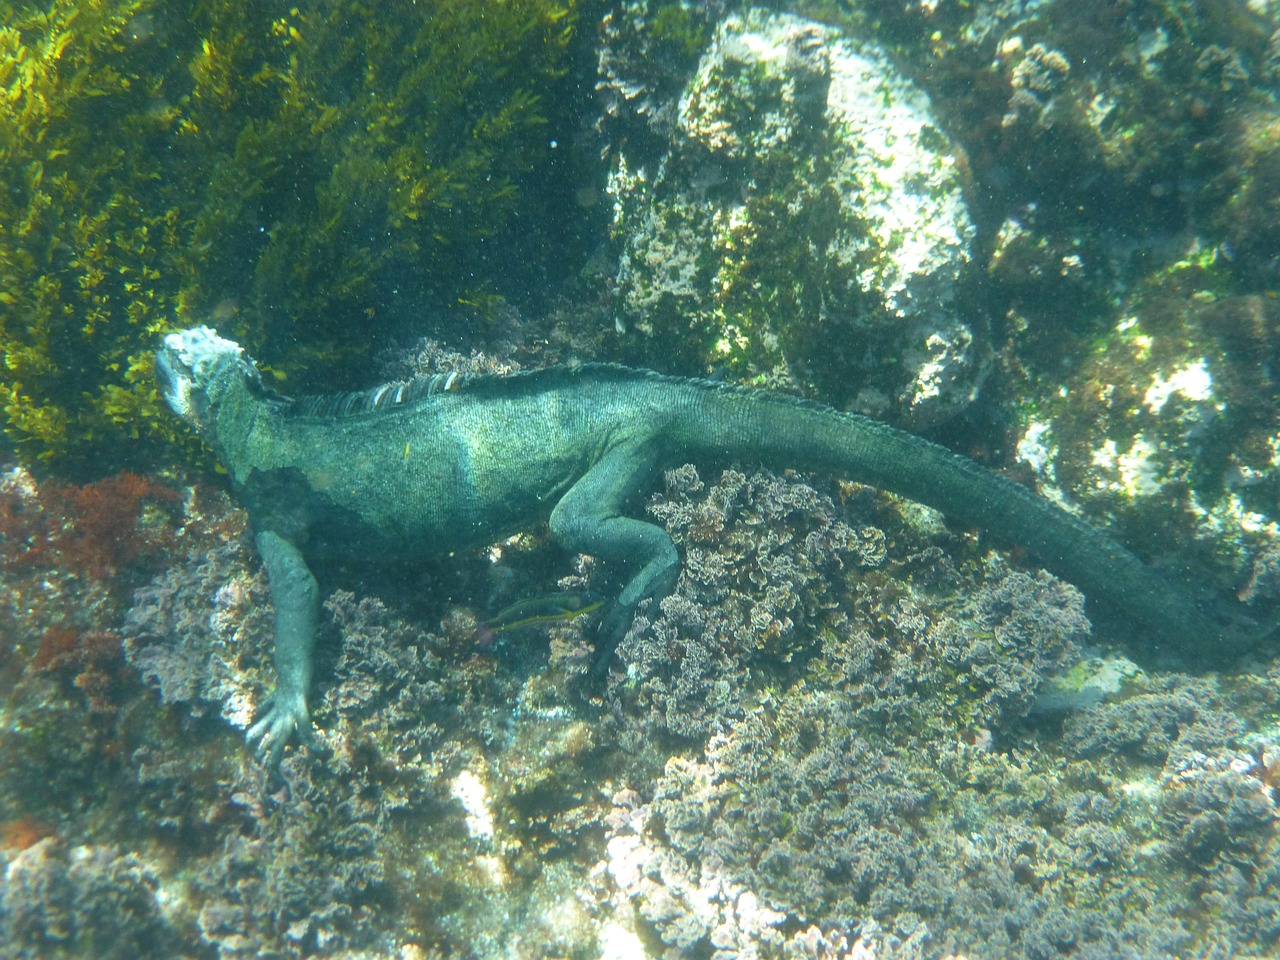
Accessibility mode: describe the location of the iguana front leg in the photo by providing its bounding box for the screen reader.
[246,529,320,766]
[549,439,680,673]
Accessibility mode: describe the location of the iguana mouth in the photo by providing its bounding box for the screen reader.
[154,345,194,421]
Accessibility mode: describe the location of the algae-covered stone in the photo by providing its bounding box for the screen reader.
[607,7,979,427]
[1010,273,1280,603]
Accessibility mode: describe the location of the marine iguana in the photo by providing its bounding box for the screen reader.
[156,325,1232,766]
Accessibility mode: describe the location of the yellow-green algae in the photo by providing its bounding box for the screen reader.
[0,0,579,466]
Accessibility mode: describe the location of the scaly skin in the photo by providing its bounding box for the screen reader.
[157,326,1238,766]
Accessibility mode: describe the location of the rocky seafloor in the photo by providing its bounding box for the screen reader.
[2,453,1279,959]
[4,0,1280,957]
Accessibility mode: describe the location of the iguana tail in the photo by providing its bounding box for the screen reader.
[671,382,1235,655]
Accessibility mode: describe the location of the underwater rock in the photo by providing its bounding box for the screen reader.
[605,6,980,427]
[1158,746,1277,869]
[0,839,180,960]
[1011,286,1280,610]
[850,0,1280,620]
[1214,104,1280,289]
[122,539,271,730]
[619,465,1086,747]
[619,465,878,739]
[1062,676,1245,763]
[600,771,867,959]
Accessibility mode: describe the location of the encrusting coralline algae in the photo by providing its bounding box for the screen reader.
[49,462,1258,958]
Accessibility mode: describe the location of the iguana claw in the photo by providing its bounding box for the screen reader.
[246,689,314,768]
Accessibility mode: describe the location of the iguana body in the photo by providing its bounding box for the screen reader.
[157,326,1226,764]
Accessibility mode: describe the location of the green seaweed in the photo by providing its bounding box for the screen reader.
[649,2,711,61]
[0,0,582,467]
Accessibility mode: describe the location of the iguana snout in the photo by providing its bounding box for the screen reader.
[156,325,255,429]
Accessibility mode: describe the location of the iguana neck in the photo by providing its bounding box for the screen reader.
[203,360,278,480]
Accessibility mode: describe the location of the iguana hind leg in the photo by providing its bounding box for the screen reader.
[548,441,679,674]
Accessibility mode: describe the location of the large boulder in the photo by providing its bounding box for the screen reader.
[606,7,980,427]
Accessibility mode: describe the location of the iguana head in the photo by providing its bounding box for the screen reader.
[156,326,262,432]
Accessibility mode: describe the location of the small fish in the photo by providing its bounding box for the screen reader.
[476,591,604,647]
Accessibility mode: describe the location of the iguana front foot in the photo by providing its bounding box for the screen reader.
[246,688,315,768]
